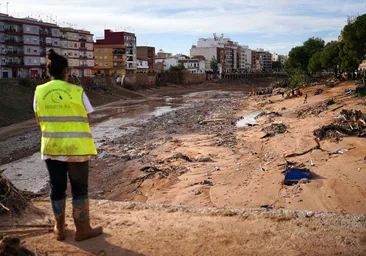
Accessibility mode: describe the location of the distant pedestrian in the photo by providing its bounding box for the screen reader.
[303,93,308,104]
[281,92,284,98]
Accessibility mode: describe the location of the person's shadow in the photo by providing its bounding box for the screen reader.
[64,231,146,256]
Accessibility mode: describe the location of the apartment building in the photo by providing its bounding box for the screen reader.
[60,27,94,77]
[178,59,200,73]
[272,53,287,68]
[191,36,245,74]
[94,29,136,75]
[255,49,272,72]
[0,13,94,78]
[156,49,172,59]
[0,14,55,78]
[136,46,155,72]
[237,46,252,72]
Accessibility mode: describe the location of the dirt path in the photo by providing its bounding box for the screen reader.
[6,200,366,256]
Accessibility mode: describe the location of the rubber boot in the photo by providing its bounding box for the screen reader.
[51,199,66,241]
[72,198,103,241]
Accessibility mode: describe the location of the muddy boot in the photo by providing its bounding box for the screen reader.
[72,198,103,241]
[51,199,66,241]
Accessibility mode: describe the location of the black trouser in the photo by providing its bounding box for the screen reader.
[45,160,89,201]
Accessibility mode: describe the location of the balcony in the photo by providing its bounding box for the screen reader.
[4,28,23,34]
[4,39,23,46]
[40,31,52,37]
[80,55,88,59]
[113,64,126,68]
[113,58,125,63]
[5,50,24,56]
[4,61,24,67]
[79,37,87,42]
[112,49,125,55]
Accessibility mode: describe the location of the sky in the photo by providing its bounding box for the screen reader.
[4,0,365,55]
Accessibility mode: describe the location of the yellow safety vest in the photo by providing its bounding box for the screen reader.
[35,80,97,156]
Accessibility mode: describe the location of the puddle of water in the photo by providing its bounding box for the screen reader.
[236,112,261,127]
[152,106,175,116]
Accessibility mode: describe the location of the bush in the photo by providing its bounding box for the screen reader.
[356,84,366,97]
[325,81,335,87]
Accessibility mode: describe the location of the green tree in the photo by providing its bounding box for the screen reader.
[210,56,218,74]
[320,41,341,77]
[285,37,325,74]
[168,63,186,73]
[288,69,310,88]
[303,37,325,58]
[272,61,282,71]
[285,46,308,73]
[308,51,323,73]
[340,14,366,76]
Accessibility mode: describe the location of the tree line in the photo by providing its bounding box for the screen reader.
[285,14,366,80]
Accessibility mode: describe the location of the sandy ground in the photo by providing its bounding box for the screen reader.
[1,81,366,255]
[86,81,366,214]
[2,199,365,256]
[2,81,365,213]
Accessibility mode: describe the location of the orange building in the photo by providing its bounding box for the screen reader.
[93,44,126,75]
[93,29,136,75]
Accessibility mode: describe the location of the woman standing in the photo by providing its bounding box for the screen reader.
[34,49,102,241]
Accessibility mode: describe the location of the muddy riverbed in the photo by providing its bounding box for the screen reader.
[2,81,365,214]
[0,89,246,193]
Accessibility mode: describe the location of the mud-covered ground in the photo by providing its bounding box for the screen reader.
[1,80,365,214]
[88,81,366,214]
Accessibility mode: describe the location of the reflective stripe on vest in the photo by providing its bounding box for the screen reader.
[42,132,93,138]
[38,116,89,123]
[35,80,97,156]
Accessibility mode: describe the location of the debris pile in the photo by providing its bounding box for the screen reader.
[314,109,366,140]
[297,99,335,118]
[0,174,28,216]
[261,122,287,138]
[0,237,35,256]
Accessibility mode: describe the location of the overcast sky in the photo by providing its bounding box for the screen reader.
[5,0,364,55]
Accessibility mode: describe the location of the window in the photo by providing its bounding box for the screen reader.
[27,37,30,43]
[33,59,37,64]
[104,56,107,59]
[95,49,98,53]
[99,56,102,60]
[27,48,31,53]
[74,43,77,47]
[104,63,108,66]
[33,38,38,43]
[99,63,102,67]
[104,49,107,53]
[33,49,37,53]
[26,27,30,32]
[27,59,31,64]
